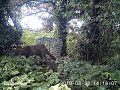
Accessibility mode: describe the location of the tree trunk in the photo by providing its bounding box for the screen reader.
[7,9,22,37]
[88,0,101,63]
[0,0,22,55]
[57,0,68,56]
[57,17,67,56]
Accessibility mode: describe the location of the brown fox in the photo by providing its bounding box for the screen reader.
[15,44,56,60]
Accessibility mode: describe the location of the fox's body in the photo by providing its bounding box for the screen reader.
[15,44,56,60]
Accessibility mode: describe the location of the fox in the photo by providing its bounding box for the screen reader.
[15,44,56,60]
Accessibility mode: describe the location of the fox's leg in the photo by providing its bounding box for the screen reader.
[41,52,47,65]
[45,49,56,60]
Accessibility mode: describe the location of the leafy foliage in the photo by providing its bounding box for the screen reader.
[0,0,120,90]
[0,25,21,55]
[66,32,83,58]
[58,59,120,90]
[0,56,60,89]
[21,29,57,46]
[49,84,71,90]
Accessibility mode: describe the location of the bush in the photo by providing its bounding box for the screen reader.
[66,32,83,58]
[58,60,120,90]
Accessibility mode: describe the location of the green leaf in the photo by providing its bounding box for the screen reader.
[98,86,106,90]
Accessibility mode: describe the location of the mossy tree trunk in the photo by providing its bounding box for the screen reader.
[56,0,68,56]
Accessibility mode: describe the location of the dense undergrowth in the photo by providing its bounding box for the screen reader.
[0,54,120,90]
[60,57,120,90]
[0,56,61,90]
